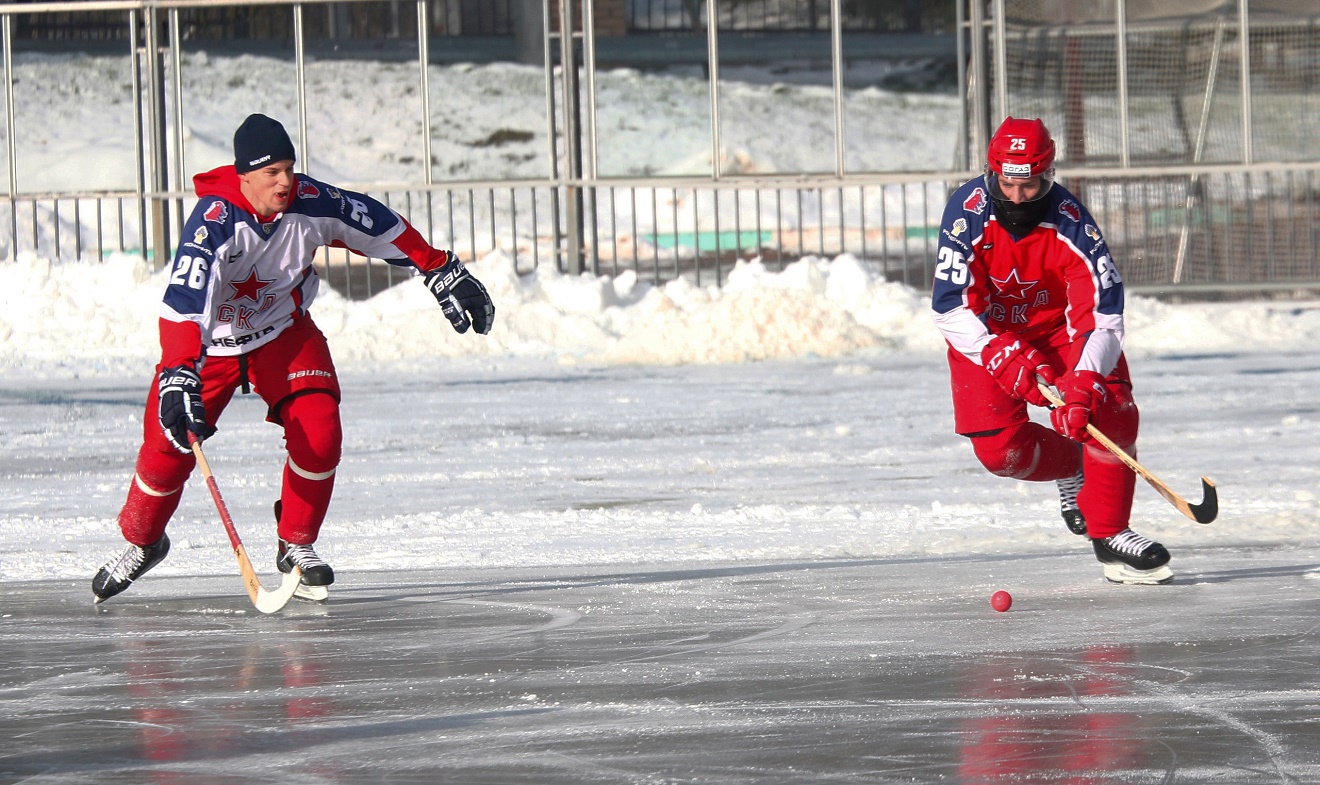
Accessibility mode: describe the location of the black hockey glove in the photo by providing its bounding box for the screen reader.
[158,364,214,454]
[424,258,495,335]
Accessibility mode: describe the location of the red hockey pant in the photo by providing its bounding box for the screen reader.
[946,347,1139,538]
[117,315,342,547]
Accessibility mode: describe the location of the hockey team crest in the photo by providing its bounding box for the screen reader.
[963,188,987,215]
[1059,200,1081,222]
[203,200,228,224]
[297,180,320,200]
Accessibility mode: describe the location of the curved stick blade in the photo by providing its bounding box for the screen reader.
[1189,477,1218,524]
[253,567,304,614]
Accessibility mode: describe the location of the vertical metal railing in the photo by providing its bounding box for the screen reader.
[3,13,16,256]
[0,0,1315,300]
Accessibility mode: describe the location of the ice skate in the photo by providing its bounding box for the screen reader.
[277,539,334,601]
[1092,528,1173,584]
[92,534,171,602]
[1056,466,1086,535]
[273,500,332,601]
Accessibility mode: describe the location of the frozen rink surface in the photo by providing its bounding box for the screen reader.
[3,547,1320,784]
[4,351,1320,783]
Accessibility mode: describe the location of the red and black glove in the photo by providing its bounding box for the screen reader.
[981,332,1055,407]
[1050,370,1109,442]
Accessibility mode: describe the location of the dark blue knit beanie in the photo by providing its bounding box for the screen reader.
[234,114,296,173]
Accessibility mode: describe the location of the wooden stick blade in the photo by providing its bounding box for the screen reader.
[1039,380,1219,525]
[233,538,303,613]
[253,568,305,614]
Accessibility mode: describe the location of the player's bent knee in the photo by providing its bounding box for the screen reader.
[281,391,342,472]
[969,424,1041,480]
[134,442,194,490]
[1097,385,1139,448]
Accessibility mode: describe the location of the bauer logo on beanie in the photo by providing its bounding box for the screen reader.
[234,113,296,174]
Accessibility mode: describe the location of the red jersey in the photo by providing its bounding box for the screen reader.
[930,176,1125,375]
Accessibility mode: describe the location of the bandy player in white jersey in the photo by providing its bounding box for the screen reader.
[92,114,496,603]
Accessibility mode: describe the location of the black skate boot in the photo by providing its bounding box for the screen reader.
[1092,529,1173,585]
[273,500,332,601]
[92,534,171,603]
[277,539,334,587]
[1056,467,1087,535]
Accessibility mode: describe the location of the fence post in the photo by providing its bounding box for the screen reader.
[967,0,989,157]
[144,7,170,266]
[541,0,561,272]
[1115,0,1129,167]
[293,5,312,178]
[1237,0,1253,164]
[582,0,599,275]
[3,14,17,258]
[991,0,1006,122]
[558,0,583,275]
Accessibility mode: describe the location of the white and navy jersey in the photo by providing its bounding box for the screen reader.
[161,166,445,362]
[930,176,1126,375]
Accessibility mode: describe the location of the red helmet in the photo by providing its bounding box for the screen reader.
[987,117,1055,179]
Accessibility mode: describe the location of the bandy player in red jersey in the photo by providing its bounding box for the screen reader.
[931,117,1173,585]
[92,114,495,603]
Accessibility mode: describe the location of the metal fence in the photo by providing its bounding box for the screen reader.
[626,0,955,33]
[10,1,515,42]
[2,0,1319,300]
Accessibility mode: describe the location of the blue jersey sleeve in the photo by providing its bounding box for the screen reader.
[163,198,237,318]
[932,178,989,315]
[1050,191,1124,317]
[289,176,403,240]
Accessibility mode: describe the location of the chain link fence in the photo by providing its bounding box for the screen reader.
[992,1,1320,166]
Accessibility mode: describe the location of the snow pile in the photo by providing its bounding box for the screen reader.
[8,250,1320,379]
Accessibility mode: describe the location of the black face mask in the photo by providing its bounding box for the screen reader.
[988,174,1053,237]
[991,194,1051,237]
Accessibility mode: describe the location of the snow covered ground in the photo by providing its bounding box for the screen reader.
[8,50,962,194]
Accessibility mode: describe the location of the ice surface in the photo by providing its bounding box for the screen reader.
[2,546,1319,783]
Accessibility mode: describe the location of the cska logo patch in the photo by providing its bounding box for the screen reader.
[1059,200,1081,222]
[203,200,228,223]
[297,180,320,200]
[952,218,967,237]
[963,188,987,215]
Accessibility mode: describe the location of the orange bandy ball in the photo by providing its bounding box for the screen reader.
[990,590,1012,612]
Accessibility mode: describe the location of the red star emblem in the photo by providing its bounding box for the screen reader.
[989,268,1039,301]
[228,269,274,303]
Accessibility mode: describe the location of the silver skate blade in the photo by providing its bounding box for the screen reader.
[1102,562,1174,585]
[294,583,329,602]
